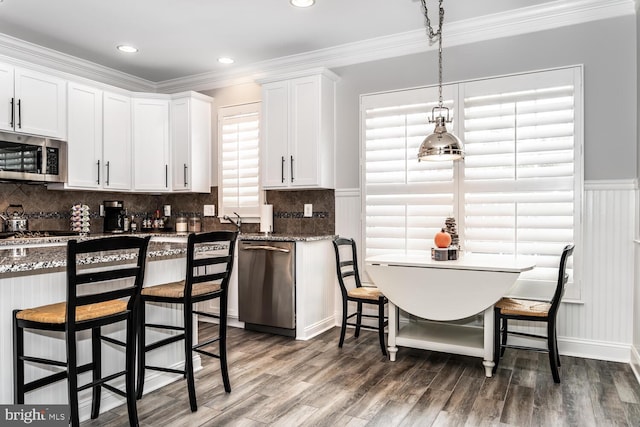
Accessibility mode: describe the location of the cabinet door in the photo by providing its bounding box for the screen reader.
[133,98,170,192]
[14,68,66,138]
[261,81,289,189]
[289,76,320,187]
[66,83,102,189]
[0,63,14,132]
[171,97,190,191]
[103,92,132,190]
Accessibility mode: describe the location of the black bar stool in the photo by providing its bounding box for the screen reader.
[13,236,151,427]
[136,231,237,412]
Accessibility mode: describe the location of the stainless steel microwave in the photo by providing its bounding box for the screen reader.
[0,131,67,183]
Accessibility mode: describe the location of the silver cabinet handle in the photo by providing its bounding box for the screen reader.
[17,99,21,129]
[242,245,290,253]
[165,164,168,188]
[281,156,285,183]
[105,161,110,186]
[96,160,100,185]
[183,163,188,187]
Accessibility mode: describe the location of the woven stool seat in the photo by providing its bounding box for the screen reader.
[141,281,221,299]
[16,300,128,324]
[347,286,384,301]
[495,298,551,318]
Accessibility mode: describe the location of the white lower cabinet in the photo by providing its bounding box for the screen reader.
[199,238,336,340]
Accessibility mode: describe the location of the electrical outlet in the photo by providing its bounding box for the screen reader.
[304,204,313,218]
[203,205,216,217]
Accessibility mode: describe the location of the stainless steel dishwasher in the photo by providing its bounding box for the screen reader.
[238,240,296,337]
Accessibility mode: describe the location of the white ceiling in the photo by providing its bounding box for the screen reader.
[0,0,553,84]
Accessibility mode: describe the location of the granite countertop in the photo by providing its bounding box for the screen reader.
[0,232,335,275]
[238,233,336,242]
[0,240,228,275]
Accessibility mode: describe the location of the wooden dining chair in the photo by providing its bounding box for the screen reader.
[136,231,237,412]
[493,244,575,383]
[13,236,151,427]
[332,237,388,356]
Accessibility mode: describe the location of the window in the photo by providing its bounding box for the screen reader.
[362,67,582,297]
[218,102,262,218]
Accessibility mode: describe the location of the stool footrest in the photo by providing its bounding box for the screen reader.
[194,336,221,349]
[146,323,185,332]
[77,370,125,392]
[502,343,549,353]
[101,335,125,347]
[346,321,388,330]
[194,348,220,359]
[145,365,184,375]
[23,362,92,394]
[103,383,126,398]
[193,310,220,320]
[20,355,66,368]
[145,334,185,352]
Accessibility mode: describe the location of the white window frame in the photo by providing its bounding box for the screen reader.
[360,66,583,300]
[217,102,263,222]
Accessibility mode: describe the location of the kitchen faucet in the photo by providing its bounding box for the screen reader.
[222,212,242,233]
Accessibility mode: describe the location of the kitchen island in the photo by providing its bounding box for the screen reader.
[0,234,208,421]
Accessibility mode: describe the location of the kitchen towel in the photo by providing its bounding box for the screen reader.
[260,204,273,233]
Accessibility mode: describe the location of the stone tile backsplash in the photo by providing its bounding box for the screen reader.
[0,183,335,235]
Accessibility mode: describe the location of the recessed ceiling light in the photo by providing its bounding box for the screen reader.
[116,45,138,53]
[218,57,235,64]
[290,0,315,7]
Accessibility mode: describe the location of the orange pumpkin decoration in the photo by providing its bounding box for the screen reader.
[434,228,452,248]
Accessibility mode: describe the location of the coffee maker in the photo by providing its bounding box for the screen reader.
[103,201,126,233]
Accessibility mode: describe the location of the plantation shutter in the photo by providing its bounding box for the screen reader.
[460,68,580,288]
[362,85,458,262]
[218,103,261,218]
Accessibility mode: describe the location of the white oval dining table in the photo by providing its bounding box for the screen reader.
[366,253,535,377]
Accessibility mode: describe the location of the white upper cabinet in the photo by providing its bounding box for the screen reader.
[62,85,132,191]
[132,97,170,192]
[260,69,338,189]
[0,62,66,139]
[102,91,132,190]
[170,92,212,193]
[65,83,103,189]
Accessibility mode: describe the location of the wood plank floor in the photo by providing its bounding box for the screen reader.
[83,323,640,426]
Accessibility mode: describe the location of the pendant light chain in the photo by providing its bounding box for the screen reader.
[421,0,445,108]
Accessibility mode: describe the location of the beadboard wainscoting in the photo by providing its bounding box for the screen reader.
[335,181,638,369]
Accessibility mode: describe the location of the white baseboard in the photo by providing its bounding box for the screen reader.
[501,334,631,363]
[297,316,336,341]
[78,356,202,422]
[631,345,640,385]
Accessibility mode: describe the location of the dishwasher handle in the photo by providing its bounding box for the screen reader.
[242,244,290,253]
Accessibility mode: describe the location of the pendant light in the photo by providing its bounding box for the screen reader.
[417,0,464,162]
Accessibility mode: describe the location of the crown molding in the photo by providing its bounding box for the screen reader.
[0,33,155,92]
[0,0,634,93]
[157,0,635,92]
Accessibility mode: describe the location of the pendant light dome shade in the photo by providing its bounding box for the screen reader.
[418,116,464,162]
